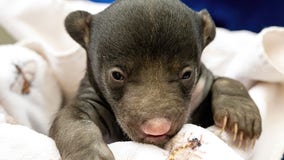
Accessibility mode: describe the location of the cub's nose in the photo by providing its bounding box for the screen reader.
[140,118,172,136]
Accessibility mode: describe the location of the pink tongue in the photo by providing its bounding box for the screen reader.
[141,118,171,136]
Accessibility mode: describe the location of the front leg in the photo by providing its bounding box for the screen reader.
[211,77,262,147]
[50,107,114,160]
[49,75,122,160]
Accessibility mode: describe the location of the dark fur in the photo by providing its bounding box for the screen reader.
[50,0,261,159]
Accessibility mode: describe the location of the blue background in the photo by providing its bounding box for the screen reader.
[90,0,284,32]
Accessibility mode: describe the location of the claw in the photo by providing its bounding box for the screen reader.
[238,132,243,148]
[251,136,257,149]
[245,138,249,151]
[218,116,228,136]
[233,123,238,142]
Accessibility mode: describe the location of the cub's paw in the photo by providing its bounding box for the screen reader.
[92,142,115,160]
[211,78,262,148]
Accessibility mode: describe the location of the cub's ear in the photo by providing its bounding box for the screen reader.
[65,11,92,48]
[198,9,216,48]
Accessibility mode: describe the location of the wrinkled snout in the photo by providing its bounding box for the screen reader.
[115,81,189,145]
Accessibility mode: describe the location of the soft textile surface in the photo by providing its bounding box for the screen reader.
[0,124,60,160]
[0,45,61,134]
[109,125,245,160]
[0,0,284,160]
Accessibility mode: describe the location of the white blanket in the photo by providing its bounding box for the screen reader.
[0,0,283,160]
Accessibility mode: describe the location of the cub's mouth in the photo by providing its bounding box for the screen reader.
[142,134,171,146]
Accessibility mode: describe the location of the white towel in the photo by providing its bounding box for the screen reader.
[0,45,62,134]
[0,123,60,160]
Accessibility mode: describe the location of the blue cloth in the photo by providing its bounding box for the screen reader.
[181,0,284,32]
[90,0,284,33]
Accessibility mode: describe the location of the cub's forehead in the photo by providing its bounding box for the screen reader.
[90,0,202,62]
[85,0,204,73]
[93,0,200,40]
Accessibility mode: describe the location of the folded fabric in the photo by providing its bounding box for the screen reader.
[0,105,16,124]
[109,124,245,160]
[0,122,244,160]
[0,0,109,102]
[0,45,62,134]
[0,123,60,160]
[202,27,284,88]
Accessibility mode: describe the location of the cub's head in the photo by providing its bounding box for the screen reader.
[65,0,215,146]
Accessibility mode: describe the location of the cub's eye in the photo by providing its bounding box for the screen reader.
[181,71,192,79]
[112,71,124,81]
[110,68,125,82]
[180,67,192,80]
